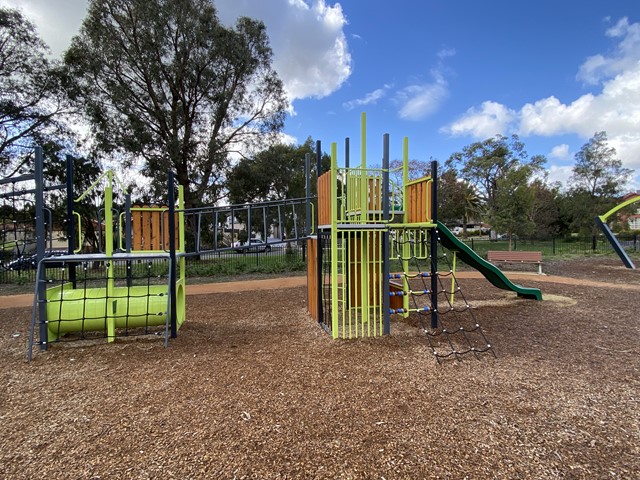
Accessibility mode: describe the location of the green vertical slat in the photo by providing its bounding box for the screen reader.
[330,143,339,339]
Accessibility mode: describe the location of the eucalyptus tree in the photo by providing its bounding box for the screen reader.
[64,0,288,208]
[0,7,69,175]
[566,131,633,234]
[447,134,545,245]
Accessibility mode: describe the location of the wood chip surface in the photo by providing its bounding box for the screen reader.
[0,257,638,479]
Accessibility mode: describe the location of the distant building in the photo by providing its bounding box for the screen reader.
[619,192,640,230]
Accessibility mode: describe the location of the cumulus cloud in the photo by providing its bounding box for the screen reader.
[442,101,516,138]
[0,0,87,55]
[442,18,640,170]
[343,86,390,110]
[549,144,571,160]
[396,70,449,121]
[577,17,640,85]
[216,0,351,102]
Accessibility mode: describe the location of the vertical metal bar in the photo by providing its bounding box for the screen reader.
[125,193,132,287]
[330,143,339,339]
[35,147,48,351]
[345,137,350,169]
[65,154,77,288]
[382,134,390,335]
[262,205,267,241]
[167,172,178,338]
[305,153,311,237]
[214,210,219,250]
[430,160,439,329]
[317,233,323,327]
[316,140,322,176]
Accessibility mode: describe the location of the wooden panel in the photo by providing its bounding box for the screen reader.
[347,231,383,308]
[318,172,332,225]
[407,179,432,224]
[368,178,381,210]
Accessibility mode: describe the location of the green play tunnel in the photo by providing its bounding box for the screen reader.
[45,279,186,342]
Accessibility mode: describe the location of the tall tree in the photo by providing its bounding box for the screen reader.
[567,131,633,234]
[227,138,330,205]
[447,134,545,242]
[0,7,68,175]
[64,0,287,209]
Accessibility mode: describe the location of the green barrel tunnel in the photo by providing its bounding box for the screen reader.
[45,279,186,342]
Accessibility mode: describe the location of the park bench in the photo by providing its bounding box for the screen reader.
[487,250,543,275]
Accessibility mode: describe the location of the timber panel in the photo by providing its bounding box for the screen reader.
[406,178,432,223]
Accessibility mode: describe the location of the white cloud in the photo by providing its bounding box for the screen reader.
[396,71,449,121]
[545,165,574,188]
[549,144,571,160]
[216,0,351,102]
[437,48,456,59]
[343,86,390,110]
[442,101,516,138]
[577,17,640,85]
[0,0,87,56]
[3,0,352,104]
[442,18,640,172]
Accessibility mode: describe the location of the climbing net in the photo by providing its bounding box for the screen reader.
[28,254,179,359]
[390,227,495,362]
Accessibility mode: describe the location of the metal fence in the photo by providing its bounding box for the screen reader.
[0,242,307,286]
[457,233,639,258]
[3,233,638,287]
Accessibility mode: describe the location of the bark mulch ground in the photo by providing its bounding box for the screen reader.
[0,257,638,479]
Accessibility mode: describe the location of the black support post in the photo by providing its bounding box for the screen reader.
[382,134,390,335]
[35,147,47,350]
[430,160,439,329]
[167,172,178,338]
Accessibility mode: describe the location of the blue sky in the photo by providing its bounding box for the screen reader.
[3,0,640,191]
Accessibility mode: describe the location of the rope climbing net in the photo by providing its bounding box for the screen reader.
[28,253,184,359]
[391,227,495,363]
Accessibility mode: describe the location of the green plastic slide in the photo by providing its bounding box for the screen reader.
[436,222,542,300]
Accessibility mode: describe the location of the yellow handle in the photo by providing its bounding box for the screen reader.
[73,211,83,253]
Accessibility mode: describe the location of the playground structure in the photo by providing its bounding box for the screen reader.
[0,148,187,360]
[0,147,311,360]
[307,114,542,361]
[595,194,640,269]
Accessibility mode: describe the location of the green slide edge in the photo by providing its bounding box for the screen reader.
[436,221,543,300]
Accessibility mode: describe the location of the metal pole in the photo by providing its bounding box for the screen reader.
[305,153,311,237]
[382,134,390,335]
[316,140,322,176]
[430,160,438,329]
[345,137,350,169]
[125,193,132,287]
[35,147,47,350]
[167,172,178,338]
[65,155,77,288]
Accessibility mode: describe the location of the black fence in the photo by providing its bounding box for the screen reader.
[3,233,638,287]
[457,233,639,258]
[0,242,307,286]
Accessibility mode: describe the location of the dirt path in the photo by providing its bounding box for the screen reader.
[2,269,638,310]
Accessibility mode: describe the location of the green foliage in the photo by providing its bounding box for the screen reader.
[446,134,546,246]
[0,7,70,174]
[64,0,288,208]
[566,132,634,235]
[227,138,329,204]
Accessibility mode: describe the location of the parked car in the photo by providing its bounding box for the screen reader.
[234,238,271,253]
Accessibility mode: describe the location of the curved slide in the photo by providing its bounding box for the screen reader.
[436,222,542,300]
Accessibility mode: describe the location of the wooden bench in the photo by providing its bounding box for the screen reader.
[487,250,543,274]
